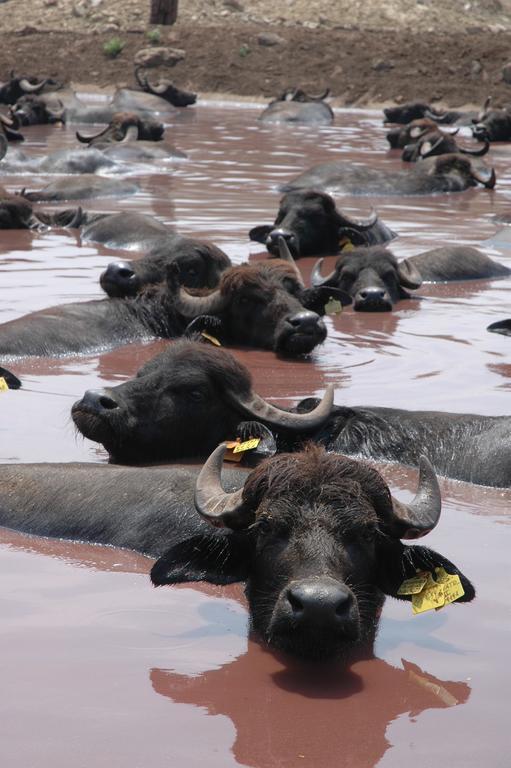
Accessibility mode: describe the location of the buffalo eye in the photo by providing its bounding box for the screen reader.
[255,517,272,535]
[187,389,207,402]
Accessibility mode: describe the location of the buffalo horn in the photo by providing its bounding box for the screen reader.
[419,134,445,159]
[134,66,148,90]
[194,443,248,529]
[66,206,83,229]
[311,257,338,288]
[338,208,377,231]
[306,88,330,101]
[424,108,449,124]
[121,125,139,142]
[76,126,107,144]
[231,383,335,432]
[46,102,65,121]
[19,78,47,94]
[277,236,304,286]
[387,456,441,539]
[145,79,169,95]
[460,139,490,157]
[0,113,14,127]
[173,285,227,317]
[471,166,496,189]
[477,96,491,121]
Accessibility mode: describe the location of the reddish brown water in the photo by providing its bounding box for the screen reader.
[1,102,511,766]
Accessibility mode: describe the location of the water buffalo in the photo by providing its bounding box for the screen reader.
[472,106,511,142]
[386,120,490,162]
[311,245,510,309]
[0,188,82,230]
[10,88,177,127]
[249,190,396,258]
[80,212,173,251]
[0,259,330,359]
[21,176,139,202]
[135,67,197,107]
[0,72,59,105]
[0,134,116,175]
[100,236,231,297]
[281,154,496,196]
[72,340,511,487]
[0,112,24,142]
[75,112,164,147]
[0,447,474,661]
[383,101,481,127]
[258,88,334,126]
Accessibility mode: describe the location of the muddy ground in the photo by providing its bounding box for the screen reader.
[0,0,510,108]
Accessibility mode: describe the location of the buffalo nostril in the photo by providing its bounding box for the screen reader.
[288,311,321,330]
[359,288,386,300]
[98,395,118,410]
[286,580,354,626]
[287,589,304,615]
[117,267,135,279]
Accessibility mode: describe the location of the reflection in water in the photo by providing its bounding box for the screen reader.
[150,649,469,768]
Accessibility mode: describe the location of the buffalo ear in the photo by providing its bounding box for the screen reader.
[150,533,251,586]
[300,286,352,314]
[249,225,272,243]
[376,540,475,603]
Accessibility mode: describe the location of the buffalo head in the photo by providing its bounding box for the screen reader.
[151,444,475,660]
[0,73,52,105]
[423,153,496,189]
[100,238,231,298]
[249,190,395,258]
[312,246,423,311]
[76,111,164,146]
[10,94,65,126]
[135,67,197,107]
[401,129,489,163]
[71,340,334,462]
[0,187,82,230]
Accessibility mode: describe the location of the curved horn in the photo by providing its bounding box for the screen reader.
[477,95,491,121]
[145,79,168,95]
[424,108,450,124]
[305,87,330,101]
[194,443,248,529]
[0,113,14,127]
[338,207,378,231]
[419,134,446,159]
[472,166,496,188]
[66,206,83,229]
[387,456,441,539]
[174,286,227,318]
[19,78,47,94]
[311,257,338,288]
[460,139,490,157]
[230,383,335,433]
[277,236,304,286]
[76,126,108,144]
[121,124,139,142]
[134,66,148,89]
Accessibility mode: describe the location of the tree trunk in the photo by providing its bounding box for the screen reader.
[150,0,178,25]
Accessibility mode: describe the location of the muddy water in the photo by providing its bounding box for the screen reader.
[1,102,511,766]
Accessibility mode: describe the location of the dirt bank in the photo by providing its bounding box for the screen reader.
[1,1,511,108]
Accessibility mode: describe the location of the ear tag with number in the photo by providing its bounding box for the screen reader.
[400,568,465,615]
[412,576,445,614]
[397,571,430,596]
[0,377,9,392]
[434,567,465,606]
[224,438,261,462]
[200,332,221,346]
[324,296,343,315]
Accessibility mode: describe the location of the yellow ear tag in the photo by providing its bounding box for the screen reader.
[200,332,221,346]
[224,438,261,462]
[0,377,9,392]
[434,567,465,605]
[339,237,355,252]
[397,571,430,595]
[324,297,343,316]
[412,576,445,614]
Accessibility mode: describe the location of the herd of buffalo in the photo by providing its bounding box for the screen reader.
[8,70,511,662]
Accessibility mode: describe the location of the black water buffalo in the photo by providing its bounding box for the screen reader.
[100,237,231,297]
[80,212,173,251]
[249,190,396,258]
[0,112,24,142]
[258,88,334,126]
[72,340,511,487]
[0,134,116,175]
[0,73,59,105]
[472,106,511,142]
[0,259,330,359]
[75,112,165,147]
[386,118,439,149]
[0,447,474,661]
[401,131,489,163]
[282,154,496,196]
[311,245,510,309]
[22,176,139,202]
[0,188,82,230]
[383,101,480,126]
[135,67,197,107]
[10,88,177,127]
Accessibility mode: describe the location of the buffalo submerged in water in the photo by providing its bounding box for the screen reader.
[71,340,511,487]
[0,445,474,660]
[0,259,333,359]
[281,154,496,196]
[258,88,334,126]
